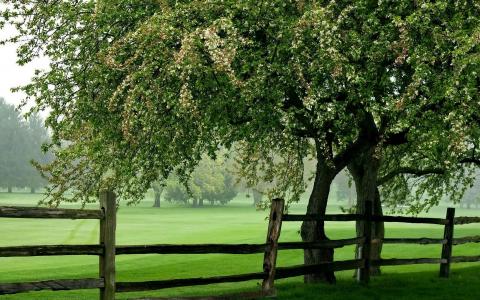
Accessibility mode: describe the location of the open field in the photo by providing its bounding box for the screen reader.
[0,192,479,299]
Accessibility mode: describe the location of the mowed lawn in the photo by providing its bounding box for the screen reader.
[0,192,479,300]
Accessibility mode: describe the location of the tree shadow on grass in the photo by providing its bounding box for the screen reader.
[275,264,480,300]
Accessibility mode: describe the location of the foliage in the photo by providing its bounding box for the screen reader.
[2,1,480,214]
[164,155,237,206]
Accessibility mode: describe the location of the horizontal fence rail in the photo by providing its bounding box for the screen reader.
[0,244,103,257]
[453,235,480,245]
[278,237,364,250]
[372,258,447,267]
[116,272,266,293]
[116,244,266,255]
[454,216,480,225]
[372,215,448,225]
[115,238,365,255]
[450,255,480,263]
[282,214,363,222]
[0,278,104,295]
[282,214,450,225]
[0,206,103,219]
[374,238,447,245]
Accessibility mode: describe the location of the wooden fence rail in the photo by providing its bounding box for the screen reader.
[0,190,115,300]
[1,194,480,300]
[0,206,103,219]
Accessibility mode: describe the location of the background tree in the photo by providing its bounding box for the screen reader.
[333,170,354,206]
[164,156,238,207]
[25,113,51,193]
[151,181,164,208]
[0,97,25,192]
[0,98,50,193]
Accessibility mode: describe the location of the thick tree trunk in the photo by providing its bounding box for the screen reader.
[192,199,198,207]
[199,198,204,207]
[300,156,336,284]
[30,187,36,194]
[7,187,12,193]
[252,189,262,207]
[348,147,383,276]
[152,186,163,208]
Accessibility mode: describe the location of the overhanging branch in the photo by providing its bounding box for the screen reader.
[377,167,445,186]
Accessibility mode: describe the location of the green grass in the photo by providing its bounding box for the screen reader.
[0,192,479,299]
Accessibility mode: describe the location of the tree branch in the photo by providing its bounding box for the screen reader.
[377,167,445,186]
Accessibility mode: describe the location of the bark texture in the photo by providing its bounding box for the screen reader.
[300,157,336,284]
[348,148,384,276]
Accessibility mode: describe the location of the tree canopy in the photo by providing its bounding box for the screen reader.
[3,0,480,283]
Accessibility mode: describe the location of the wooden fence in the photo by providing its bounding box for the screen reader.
[0,194,480,299]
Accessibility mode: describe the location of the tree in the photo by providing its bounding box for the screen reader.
[0,98,49,192]
[0,97,25,192]
[333,170,353,206]
[25,113,51,193]
[151,181,164,208]
[3,0,480,283]
[164,156,238,207]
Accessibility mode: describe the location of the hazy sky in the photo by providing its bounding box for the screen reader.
[0,24,49,108]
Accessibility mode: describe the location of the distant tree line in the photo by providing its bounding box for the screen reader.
[0,98,51,193]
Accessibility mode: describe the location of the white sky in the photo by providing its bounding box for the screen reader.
[0,24,49,108]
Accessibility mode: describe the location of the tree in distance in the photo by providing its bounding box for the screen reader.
[0,98,50,193]
[164,155,238,207]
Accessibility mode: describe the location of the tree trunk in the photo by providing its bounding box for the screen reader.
[252,189,262,207]
[152,186,163,208]
[370,188,384,276]
[7,186,12,193]
[192,199,198,207]
[199,198,204,207]
[300,154,336,284]
[348,147,383,276]
[30,187,36,194]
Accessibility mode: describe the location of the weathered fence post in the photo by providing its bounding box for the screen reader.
[440,207,455,278]
[358,200,373,284]
[99,190,116,300]
[262,198,285,295]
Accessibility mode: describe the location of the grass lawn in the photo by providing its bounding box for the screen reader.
[0,191,479,299]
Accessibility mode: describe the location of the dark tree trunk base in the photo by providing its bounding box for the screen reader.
[303,247,336,284]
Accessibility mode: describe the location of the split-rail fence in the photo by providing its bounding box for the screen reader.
[0,192,479,299]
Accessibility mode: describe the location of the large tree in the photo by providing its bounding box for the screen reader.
[3,0,480,283]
